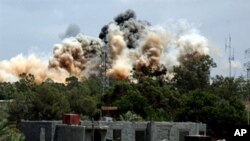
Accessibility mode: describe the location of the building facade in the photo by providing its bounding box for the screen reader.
[20,120,206,141]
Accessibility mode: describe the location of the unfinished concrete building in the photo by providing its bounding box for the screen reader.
[20,120,206,141]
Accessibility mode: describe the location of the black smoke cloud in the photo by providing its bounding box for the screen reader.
[59,24,81,39]
[0,9,210,83]
[99,9,150,49]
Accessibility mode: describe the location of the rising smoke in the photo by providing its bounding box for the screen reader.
[0,10,210,83]
[59,24,81,39]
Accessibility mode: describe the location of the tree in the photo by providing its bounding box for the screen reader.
[15,73,35,92]
[67,88,98,117]
[161,85,181,121]
[136,77,180,120]
[30,83,70,120]
[176,89,247,139]
[7,91,34,124]
[82,76,102,96]
[0,119,25,141]
[119,111,143,121]
[176,89,219,122]
[115,90,149,118]
[0,82,17,100]
[104,79,137,104]
[66,76,80,89]
[172,55,216,93]
[137,77,163,108]
[210,75,248,100]
[8,82,71,121]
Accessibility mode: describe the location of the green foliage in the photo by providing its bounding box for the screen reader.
[66,76,79,88]
[7,91,34,123]
[1,55,249,139]
[8,83,71,121]
[82,76,102,96]
[119,111,143,121]
[172,55,216,93]
[31,83,71,120]
[0,119,25,141]
[210,75,248,100]
[115,90,149,118]
[105,79,137,104]
[0,82,17,99]
[14,73,35,93]
[161,85,181,121]
[176,89,247,139]
[137,78,163,109]
[176,90,219,122]
[67,88,98,116]
[136,78,181,121]
[65,76,99,117]
[103,77,182,121]
[7,75,101,122]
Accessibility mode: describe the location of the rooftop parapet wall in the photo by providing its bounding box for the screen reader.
[20,121,61,141]
[0,99,13,110]
[20,120,206,141]
[149,122,206,141]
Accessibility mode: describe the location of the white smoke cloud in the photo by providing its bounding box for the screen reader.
[223,60,241,69]
[0,10,212,83]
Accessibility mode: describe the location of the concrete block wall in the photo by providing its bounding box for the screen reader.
[54,125,85,141]
[20,120,206,141]
[149,122,206,141]
[20,121,61,141]
[80,121,206,141]
[148,122,171,141]
[81,121,148,141]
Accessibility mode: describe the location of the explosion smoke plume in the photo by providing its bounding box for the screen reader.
[0,10,210,83]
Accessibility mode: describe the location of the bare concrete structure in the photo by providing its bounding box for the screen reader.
[0,100,13,110]
[20,120,206,141]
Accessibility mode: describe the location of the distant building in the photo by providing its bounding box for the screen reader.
[0,99,13,110]
[20,120,206,141]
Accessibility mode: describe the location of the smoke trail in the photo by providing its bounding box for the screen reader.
[0,9,211,83]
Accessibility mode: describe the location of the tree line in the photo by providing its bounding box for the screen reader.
[0,55,249,140]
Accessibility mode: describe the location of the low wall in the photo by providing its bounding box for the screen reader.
[0,100,13,110]
[54,125,85,141]
[20,120,206,141]
[20,121,61,141]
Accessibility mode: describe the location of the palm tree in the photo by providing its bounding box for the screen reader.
[0,119,25,141]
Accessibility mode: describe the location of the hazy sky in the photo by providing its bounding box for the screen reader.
[1,0,250,77]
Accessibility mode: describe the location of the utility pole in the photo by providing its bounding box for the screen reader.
[225,34,234,78]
